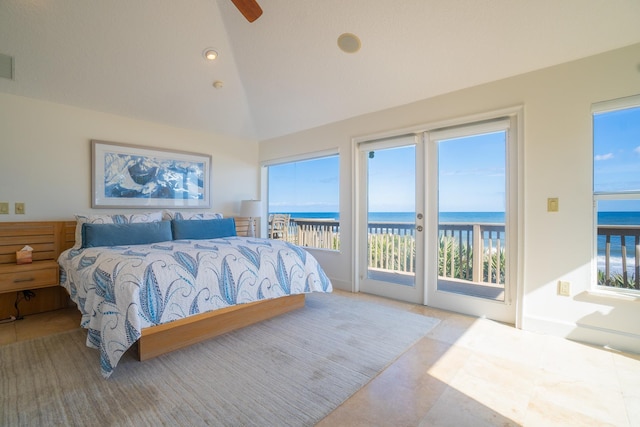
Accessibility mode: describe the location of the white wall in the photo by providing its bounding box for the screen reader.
[0,93,259,220]
[260,43,640,353]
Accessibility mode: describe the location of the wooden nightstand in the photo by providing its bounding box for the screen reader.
[0,221,75,317]
[0,260,59,294]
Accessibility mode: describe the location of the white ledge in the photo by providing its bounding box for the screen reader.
[586,288,640,302]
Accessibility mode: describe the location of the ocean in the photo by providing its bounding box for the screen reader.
[278,211,505,223]
[279,210,640,225]
[276,211,640,275]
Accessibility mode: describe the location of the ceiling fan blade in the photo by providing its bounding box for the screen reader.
[230,0,263,23]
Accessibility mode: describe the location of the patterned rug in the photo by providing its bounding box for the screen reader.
[1,292,439,426]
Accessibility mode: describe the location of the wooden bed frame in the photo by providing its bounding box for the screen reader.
[0,220,306,361]
[139,293,305,360]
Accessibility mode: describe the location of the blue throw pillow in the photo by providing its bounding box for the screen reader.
[171,218,237,240]
[82,221,173,248]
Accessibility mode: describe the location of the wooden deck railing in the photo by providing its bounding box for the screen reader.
[439,223,505,286]
[278,218,505,287]
[271,217,640,291]
[366,222,416,274]
[597,225,640,289]
[289,218,340,250]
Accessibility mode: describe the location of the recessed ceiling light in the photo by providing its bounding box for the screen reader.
[337,33,361,54]
[203,48,218,61]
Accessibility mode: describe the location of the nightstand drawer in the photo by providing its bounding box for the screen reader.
[0,261,59,293]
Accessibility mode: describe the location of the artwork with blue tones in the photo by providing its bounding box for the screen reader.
[104,153,204,200]
[92,140,211,208]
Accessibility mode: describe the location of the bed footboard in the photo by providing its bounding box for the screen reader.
[137,293,305,361]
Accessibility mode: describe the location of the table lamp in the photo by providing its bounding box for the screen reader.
[240,200,262,237]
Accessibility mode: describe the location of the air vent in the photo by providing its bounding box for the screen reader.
[0,53,14,80]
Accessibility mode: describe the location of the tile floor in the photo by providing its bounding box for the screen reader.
[1,291,638,427]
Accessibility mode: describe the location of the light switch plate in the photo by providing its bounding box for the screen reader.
[547,197,559,212]
[558,280,571,296]
[0,202,8,214]
[15,202,25,214]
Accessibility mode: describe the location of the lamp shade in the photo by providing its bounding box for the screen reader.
[240,200,262,218]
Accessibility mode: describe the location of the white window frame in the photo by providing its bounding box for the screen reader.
[592,94,640,296]
[261,149,340,251]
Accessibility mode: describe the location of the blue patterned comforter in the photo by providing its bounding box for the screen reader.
[58,236,332,378]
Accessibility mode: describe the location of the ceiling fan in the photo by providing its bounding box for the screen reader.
[230,0,263,22]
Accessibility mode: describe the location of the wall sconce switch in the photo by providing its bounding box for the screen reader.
[0,202,8,214]
[15,202,25,214]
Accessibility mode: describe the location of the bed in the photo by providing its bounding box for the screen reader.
[58,212,332,378]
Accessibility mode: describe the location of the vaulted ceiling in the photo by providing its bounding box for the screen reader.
[1,0,639,142]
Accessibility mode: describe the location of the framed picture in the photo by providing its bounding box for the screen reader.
[91,140,211,208]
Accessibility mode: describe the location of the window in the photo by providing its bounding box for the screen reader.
[593,95,640,292]
[265,153,340,250]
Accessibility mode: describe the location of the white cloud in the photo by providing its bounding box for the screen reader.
[594,153,614,161]
[634,146,640,154]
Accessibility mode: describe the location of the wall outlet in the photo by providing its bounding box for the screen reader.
[558,280,571,296]
[0,202,8,214]
[14,202,25,214]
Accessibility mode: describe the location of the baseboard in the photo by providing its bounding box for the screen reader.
[328,277,353,292]
[523,315,640,355]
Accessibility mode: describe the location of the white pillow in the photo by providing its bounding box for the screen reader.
[162,210,224,221]
[73,211,163,249]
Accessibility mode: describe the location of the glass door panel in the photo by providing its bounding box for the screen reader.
[437,131,507,301]
[358,135,424,304]
[426,117,517,325]
[367,144,416,286]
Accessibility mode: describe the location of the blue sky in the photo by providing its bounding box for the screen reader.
[594,105,640,211]
[437,132,506,213]
[367,132,506,213]
[268,131,507,214]
[367,144,416,212]
[268,105,640,214]
[268,155,340,212]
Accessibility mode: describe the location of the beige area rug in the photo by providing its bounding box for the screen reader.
[1,292,439,426]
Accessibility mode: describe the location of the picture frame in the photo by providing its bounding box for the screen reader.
[91,140,211,208]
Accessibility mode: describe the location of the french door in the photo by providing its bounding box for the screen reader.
[425,118,517,324]
[357,135,425,304]
[356,113,519,323]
